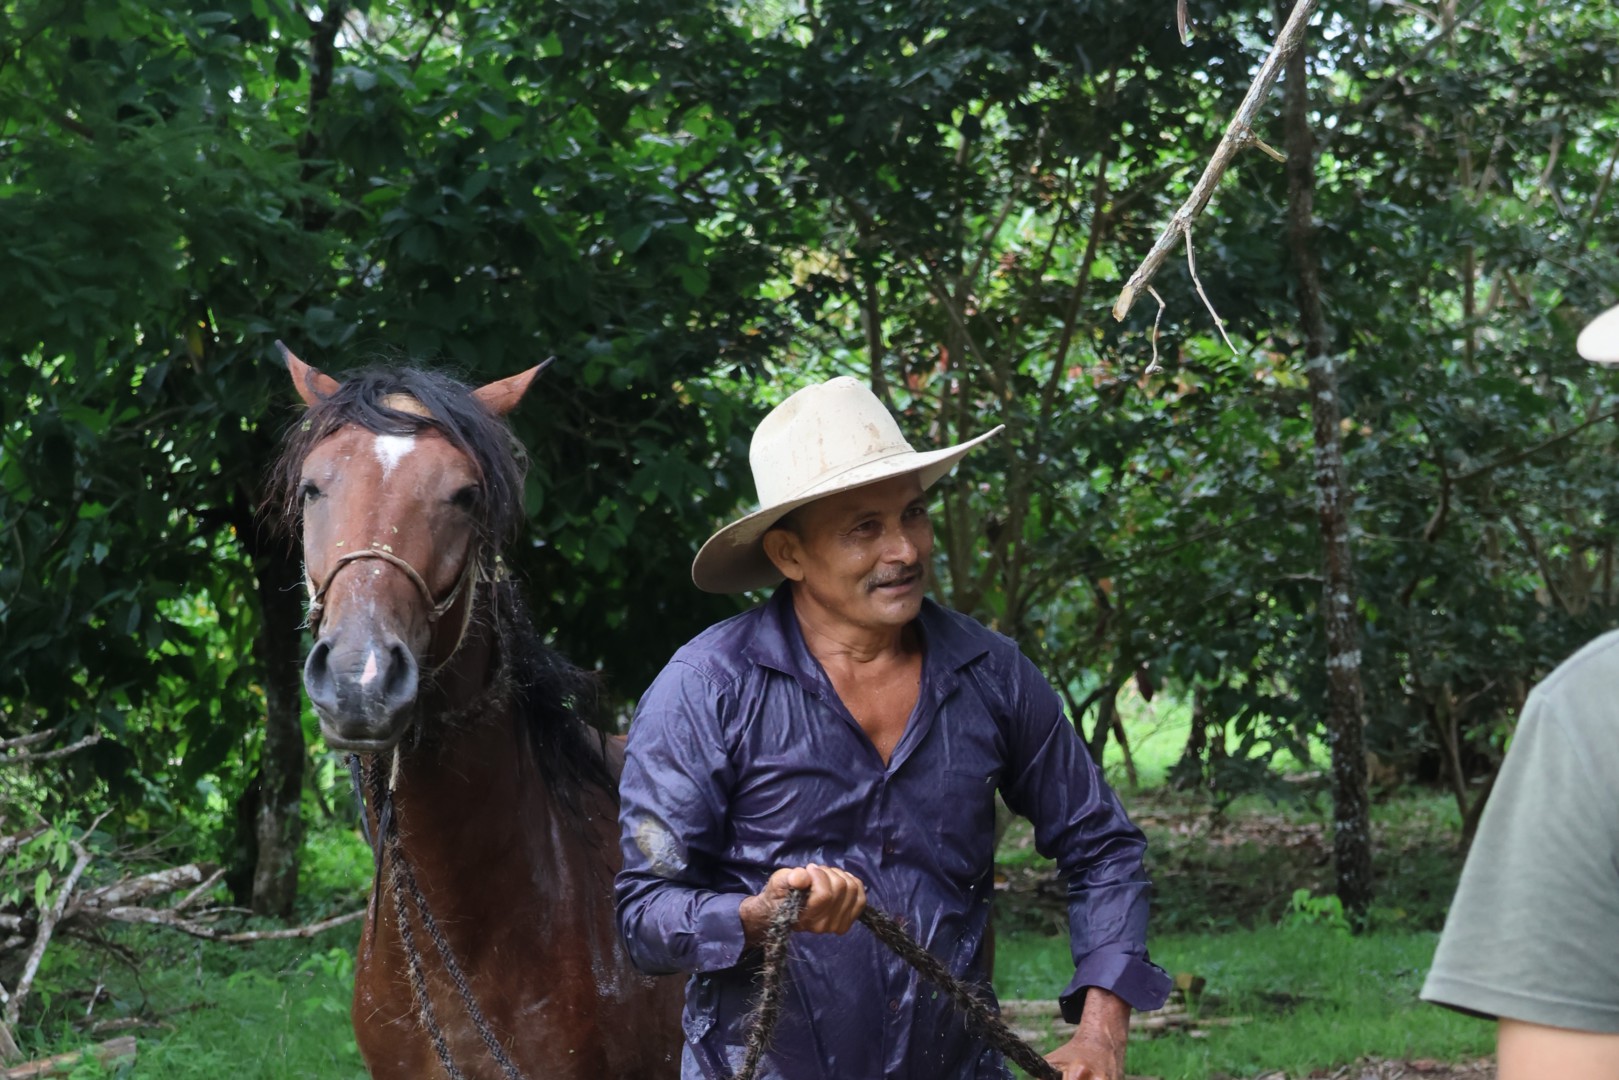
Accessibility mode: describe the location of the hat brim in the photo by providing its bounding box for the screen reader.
[691,425,1004,594]
[1578,304,1619,364]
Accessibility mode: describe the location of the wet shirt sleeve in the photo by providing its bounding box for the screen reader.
[996,651,1172,1020]
[614,659,750,976]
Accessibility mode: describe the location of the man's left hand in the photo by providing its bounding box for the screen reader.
[1044,1032,1123,1080]
[1043,987,1129,1080]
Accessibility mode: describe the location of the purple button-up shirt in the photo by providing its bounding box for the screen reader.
[615,588,1170,1079]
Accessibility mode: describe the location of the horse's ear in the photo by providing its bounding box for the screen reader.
[276,340,340,406]
[471,357,554,417]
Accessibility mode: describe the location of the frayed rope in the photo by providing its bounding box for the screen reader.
[733,888,1060,1080]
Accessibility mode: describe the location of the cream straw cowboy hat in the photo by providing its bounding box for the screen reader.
[692,377,1003,594]
[1578,303,1619,364]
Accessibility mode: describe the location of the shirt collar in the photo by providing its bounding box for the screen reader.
[742,585,991,688]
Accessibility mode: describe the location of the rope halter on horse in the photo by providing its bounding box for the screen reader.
[300,391,493,674]
[304,544,484,675]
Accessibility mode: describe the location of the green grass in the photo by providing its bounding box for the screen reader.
[15,929,365,1080]
[9,818,373,1080]
[994,925,1493,1079]
[987,697,1485,1078]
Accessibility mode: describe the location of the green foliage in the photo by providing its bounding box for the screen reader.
[0,0,781,855]
[593,0,1619,818]
[1284,888,1351,935]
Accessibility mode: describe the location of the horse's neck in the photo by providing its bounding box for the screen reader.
[379,625,616,903]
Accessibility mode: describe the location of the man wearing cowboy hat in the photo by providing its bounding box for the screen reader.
[1420,303,1619,1078]
[615,377,1170,1080]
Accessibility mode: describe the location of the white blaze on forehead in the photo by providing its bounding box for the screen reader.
[373,434,416,479]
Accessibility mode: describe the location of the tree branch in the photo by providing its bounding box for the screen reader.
[1505,508,1569,615]
[0,734,100,767]
[1112,0,1318,321]
[1452,405,1619,484]
[3,832,97,1029]
[1579,136,1619,249]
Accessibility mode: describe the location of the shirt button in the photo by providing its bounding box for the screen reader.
[888,999,899,1012]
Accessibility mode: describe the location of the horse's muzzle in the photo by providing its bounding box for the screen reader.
[304,633,419,750]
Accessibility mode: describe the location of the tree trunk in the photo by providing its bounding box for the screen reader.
[1110,706,1138,789]
[1171,684,1210,791]
[251,539,307,916]
[1283,37,1373,923]
[1085,682,1120,765]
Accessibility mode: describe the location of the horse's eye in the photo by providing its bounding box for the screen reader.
[449,486,480,512]
[299,481,323,502]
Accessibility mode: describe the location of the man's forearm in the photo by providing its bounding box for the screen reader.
[1045,987,1130,1080]
[1075,987,1130,1058]
[1499,1019,1619,1080]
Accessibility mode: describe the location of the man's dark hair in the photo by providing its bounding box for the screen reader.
[767,508,803,536]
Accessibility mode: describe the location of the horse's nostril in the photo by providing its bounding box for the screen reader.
[303,639,338,711]
[382,641,419,712]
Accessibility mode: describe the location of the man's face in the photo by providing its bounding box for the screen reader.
[768,474,934,633]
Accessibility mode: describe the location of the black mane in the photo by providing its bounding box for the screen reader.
[267,364,616,804]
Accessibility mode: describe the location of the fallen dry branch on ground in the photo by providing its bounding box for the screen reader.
[0,833,362,1062]
[0,1035,136,1079]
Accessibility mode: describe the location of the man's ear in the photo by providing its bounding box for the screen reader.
[761,526,806,583]
[276,341,339,406]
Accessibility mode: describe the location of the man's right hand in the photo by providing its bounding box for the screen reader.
[740,864,867,946]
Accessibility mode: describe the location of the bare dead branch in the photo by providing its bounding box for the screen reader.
[1145,287,1168,375]
[0,734,100,767]
[1,1034,136,1078]
[1183,228,1238,355]
[213,909,364,942]
[4,840,94,1028]
[1249,135,1287,163]
[173,867,228,913]
[68,865,209,915]
[0,730,54,753]
[1113,0,1319,322]
[96,905,364,943]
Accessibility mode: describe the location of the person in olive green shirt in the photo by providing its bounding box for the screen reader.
[1421,301,1619,1080]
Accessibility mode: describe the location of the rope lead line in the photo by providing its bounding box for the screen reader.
[735,889,808,1080]
[734,888,1063,1080]
[359,754,529,1080]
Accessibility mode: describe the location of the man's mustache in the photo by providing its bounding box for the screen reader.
[867,565,923,592]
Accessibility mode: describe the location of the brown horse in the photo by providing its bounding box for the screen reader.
[268,347,681,1079]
